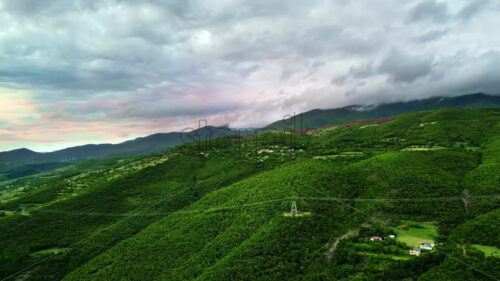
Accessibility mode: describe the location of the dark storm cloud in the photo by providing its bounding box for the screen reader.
[349,62,375,79]
[457,0,491,20]
[0,0,102,16]
[414,28,449,43]
[0,62,145,91]
[407,0,450,23]
[377,49,434,83]
[330,75,348,86]
[0,0,500,151]
[107,100,247,120]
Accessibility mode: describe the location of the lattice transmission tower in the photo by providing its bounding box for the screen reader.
[290,201,298,216]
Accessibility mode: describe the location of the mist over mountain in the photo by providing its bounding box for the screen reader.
[266,93,500,130]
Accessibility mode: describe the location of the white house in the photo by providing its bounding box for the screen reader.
[409,248,421,256]
[419,242,433,250]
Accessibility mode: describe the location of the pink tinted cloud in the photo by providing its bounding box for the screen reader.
[187,93,217,102]
[97,100,128,108]
[0,86,233,151]
[15,100,36,107]
[80,103,90,111]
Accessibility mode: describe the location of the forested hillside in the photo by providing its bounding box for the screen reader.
[0,126,234,169]
[1,107,499,281]
[266,93,500,130]
[3,93,499,175]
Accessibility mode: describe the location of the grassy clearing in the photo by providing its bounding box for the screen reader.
[314,152,364,160]
[395,221,437,247]
[309,126,339,136]
[360,124,380,129]
[0,210,15,217]
[472,245,500,257]
[283,211,312,217]
[30,248,71,258]
[358,251,411,260]
[401,146,446,151]
[0,190,22,203]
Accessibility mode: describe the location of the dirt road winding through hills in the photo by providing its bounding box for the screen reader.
[325,229,359,262]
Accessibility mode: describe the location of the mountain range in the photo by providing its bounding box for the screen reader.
[0,126,235,165]
[1,93,500,169]
[265,92,500,130]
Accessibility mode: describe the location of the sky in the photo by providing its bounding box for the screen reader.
[1,0,500,152]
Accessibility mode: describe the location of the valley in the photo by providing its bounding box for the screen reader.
[2,0,499,279]
[0,107,499,280]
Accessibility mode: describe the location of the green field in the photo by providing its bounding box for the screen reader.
[0,189,22,203]
[0,210,15,217]
[282,211,312,217]
[395,221,438,247]
[358,251,411,260]
[313,152,364,160]
[401,146,447,151]
[30,248,71,258]
[472,245,500,257]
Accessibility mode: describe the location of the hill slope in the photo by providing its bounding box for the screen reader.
[1,107,500,281]
[3,93,500,169]
[265,93,500,130]
[0,126,238,181]
[0,126,235,165]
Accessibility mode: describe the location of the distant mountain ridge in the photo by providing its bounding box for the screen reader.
[1,93,500,166]
[0,126,236,165]
[265,93,500,130]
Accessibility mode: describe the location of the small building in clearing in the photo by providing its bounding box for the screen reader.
[370,236,382,241]
[410,248,421,256]
[420,242,433,250]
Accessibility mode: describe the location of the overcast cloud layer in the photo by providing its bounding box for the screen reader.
[1,0,500,151]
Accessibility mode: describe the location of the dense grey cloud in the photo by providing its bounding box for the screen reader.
[407,0,450,23]
[457,0,491,20]
[378,49,434,83]
[0,0,500,151]
[414,28,449,43]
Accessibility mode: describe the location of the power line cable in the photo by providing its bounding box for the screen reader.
[3,183,499,280]
[1,184,194,281]
[299,180,500,281]
[26,194,499,216]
